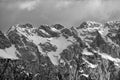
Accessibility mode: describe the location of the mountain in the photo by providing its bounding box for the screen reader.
[0,21,120,80]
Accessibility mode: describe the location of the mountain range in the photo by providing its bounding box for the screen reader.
[0,21,120,80]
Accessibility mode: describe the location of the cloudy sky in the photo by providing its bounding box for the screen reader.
[0,0,120,32]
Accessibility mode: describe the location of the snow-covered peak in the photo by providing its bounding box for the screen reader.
[1,21,120,80]
[77,21,102,29]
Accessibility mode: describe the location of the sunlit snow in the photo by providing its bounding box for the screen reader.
[0,45,19,59]
[82,48,94,55]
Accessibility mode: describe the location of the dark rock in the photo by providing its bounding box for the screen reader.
[52,24,64,30]
[8,31,23,47]
[19,23,33,28]
[39,42,57,52]
[36,29,51,38]
[39,25,60,37]
[0,31,11,49]
[61,28,72,38]
[77,21,88,29]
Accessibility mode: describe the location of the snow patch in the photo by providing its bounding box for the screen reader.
[82,58,98,68]
[0,45,19,59]
[47,36,73,65]
[51,27,59,32]
[82,49,94,55]
[93,50,120,67]
[81,74,89,78]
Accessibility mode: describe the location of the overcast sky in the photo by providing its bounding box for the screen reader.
[0,0,120,32]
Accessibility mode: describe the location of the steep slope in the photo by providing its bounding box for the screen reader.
[0,21,120,80]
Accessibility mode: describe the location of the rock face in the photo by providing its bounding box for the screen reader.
[0,21,120,80]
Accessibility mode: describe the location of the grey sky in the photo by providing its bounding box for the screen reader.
[0,0,120,32]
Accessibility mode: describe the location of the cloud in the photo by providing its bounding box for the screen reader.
[18,0,40,11]
[83,0,120,20]
[55,0,73,9]
[87,0,102,10]
[1,0,120,32]
[0,0,41,11]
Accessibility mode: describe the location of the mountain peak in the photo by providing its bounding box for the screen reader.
[77,21,102,29]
